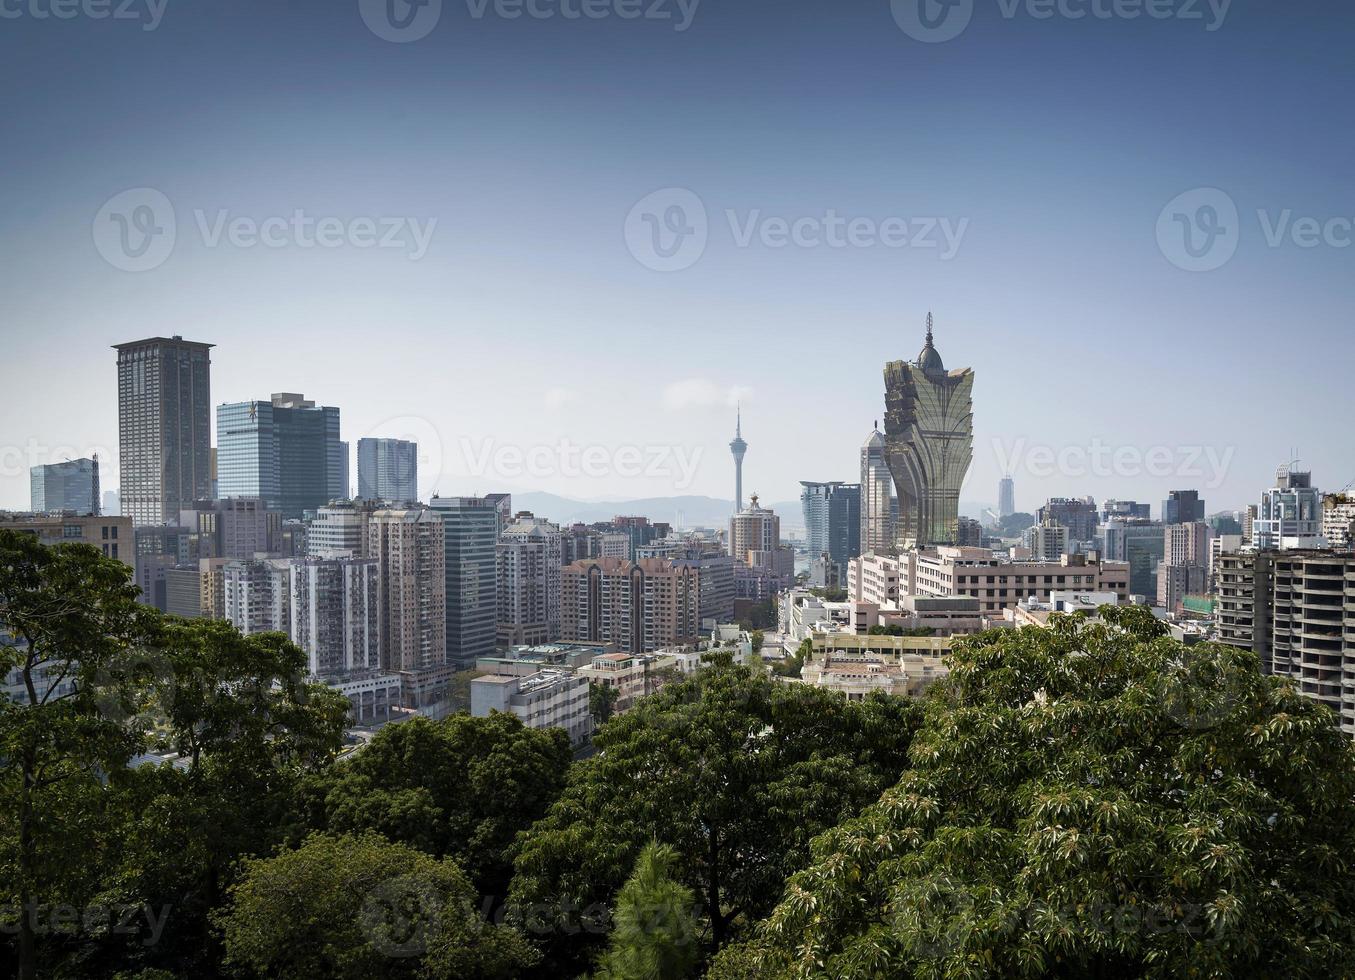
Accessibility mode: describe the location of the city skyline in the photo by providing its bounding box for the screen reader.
[1,324,1341,518]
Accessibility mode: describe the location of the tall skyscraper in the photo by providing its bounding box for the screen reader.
[1162,490,1205,525]
[860,424,898,555]
[115,336,213,526]
[998,474,1015,519]
[337,440,350,500]
[883,314,974,549]
[430,495,498,669]
[30,456,100,514]
[357,437,418,503]
[801,481,861,582]
[217,393,343,519]
[1157,521,1210,611]
[729,405,747,512]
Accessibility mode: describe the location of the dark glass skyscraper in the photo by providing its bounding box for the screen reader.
[430,495,498,668]
[115,336,213,526]
[216,393,343,520]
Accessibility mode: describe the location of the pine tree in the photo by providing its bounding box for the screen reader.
[593,842,699,980]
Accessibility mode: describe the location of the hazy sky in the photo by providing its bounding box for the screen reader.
[2,0,1352,516]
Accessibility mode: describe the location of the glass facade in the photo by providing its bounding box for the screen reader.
[216,396,341,520]
[430,496,498,668]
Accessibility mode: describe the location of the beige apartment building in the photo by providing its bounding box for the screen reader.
[907,547,1129,615]
[561,557,701,654]
[368,507,448,707]
[0,512,134,567]
[802,632,952,700]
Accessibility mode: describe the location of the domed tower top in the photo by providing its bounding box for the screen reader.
[917,311,945,376]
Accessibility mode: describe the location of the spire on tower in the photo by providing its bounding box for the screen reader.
[926,311,934,346]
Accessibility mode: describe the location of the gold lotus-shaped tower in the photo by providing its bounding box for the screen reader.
[883,313,974,550]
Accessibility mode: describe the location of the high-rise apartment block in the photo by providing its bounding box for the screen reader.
[1217,549,1355,737]
[1157,521,1210,612]
[115,336,213,526]
[217,393,343,519]
[368,507,448,706]
[561,557,702,654]
[222,558,293,636]
[30,457,100,515]
[430,496,498,669]
[729,494,780,565]
[357,437,418,503]
[291,554,381,678]
[497,516,565,646]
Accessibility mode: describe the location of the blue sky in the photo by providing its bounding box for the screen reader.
[1,0,1352,515]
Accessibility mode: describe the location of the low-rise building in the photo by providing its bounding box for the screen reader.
[471,669,593,745]
[801,632,951,700]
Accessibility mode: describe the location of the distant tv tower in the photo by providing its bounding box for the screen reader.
[729,404,748,512]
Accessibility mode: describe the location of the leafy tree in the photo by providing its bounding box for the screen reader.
[715,607,1355,978]
[216,832,538,979]
[508,662,922,973]
[592,842,699,980]
[0,531,154,980]
[589,682,620,728]
[750,631,764,654]
[294,713,571,898]
[996,511,1036,538]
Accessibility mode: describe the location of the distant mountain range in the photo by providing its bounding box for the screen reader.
[507,493,801,531]
[500,492,992,534]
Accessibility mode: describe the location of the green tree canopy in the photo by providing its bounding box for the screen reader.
[294,712,572,898]
[216,832,539,980]
[508,662,922,974]
[593,842,699,980]
[713,607,1355,979]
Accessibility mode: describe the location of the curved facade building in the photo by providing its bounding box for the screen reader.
[883,315,974,550]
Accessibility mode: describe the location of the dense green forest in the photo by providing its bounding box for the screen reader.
[4,530,1355,979]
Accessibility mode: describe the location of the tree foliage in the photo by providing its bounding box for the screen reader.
[715,607,1355,978]
[508,662,922,973]
[593,842,699,980]
[216,832,539,980]
[293,712,572,898]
